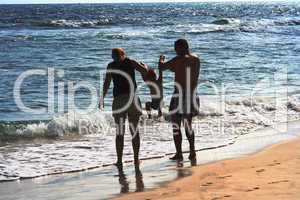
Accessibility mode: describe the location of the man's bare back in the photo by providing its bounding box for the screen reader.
[159,54,200,95]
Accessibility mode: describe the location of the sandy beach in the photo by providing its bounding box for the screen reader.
[114,138,300,200]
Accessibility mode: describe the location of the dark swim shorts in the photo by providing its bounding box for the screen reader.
[169,94,199,117]
[112,94,142,122]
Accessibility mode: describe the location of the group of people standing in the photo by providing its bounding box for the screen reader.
[99,39,200,171]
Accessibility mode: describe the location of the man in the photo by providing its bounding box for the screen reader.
[99,48,149,168]
[159,39,200,161]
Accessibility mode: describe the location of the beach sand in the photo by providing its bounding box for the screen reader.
[114,138,300,200]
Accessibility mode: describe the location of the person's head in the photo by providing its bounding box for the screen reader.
[112,48,126,62]
[174,39,189,56]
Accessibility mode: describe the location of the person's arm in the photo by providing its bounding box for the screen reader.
[195,57,200,80]
[191,56,201,90]
[99,65,112,109]
[158,55,177,72]
[158,69,163,116]
[130,59,149,77]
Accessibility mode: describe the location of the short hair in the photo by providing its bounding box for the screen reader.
[112,48,125,57]
[175,39,189,50]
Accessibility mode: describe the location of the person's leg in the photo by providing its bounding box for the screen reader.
[128,116,140,165]
[158,99,163,117]
[115,117,125,166]
[170,114,183,160]
[128,96,143,167]
[183,115,196,160]
[157,105,162,118]
[145,102,152,119]
[158,109,162,117]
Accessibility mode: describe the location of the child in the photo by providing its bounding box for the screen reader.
[143,68,163,119]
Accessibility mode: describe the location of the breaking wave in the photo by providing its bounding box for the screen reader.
[0,111,114,142]
[185,17,300,34]
[212,18,241,25]
[1,96,300,143]
[33,19,115,28]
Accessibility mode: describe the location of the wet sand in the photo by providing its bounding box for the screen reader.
[114,138,300,200]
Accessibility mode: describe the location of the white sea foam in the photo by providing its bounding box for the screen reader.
[0,95,299,181]
[0,111,114,140]
[1,95,300,140]
[36,19,113,28]
[176,17,300,34]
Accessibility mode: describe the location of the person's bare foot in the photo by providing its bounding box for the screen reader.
[114,161,123,168]
[169,154,183,161]
[188,152,196,161]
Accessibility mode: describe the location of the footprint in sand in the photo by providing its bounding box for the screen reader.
[246,187,260,192]
[202,182,213,186]
[268,180,289,184]
[268,161,281,166]
[217,175,232,179]
[256,169,265,173]
[224,195,232,198]
[211,197,221,200]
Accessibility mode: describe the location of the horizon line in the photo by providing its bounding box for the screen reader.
[0,0,295,5]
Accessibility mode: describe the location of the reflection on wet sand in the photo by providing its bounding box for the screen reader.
[191,158,197,167]
[175,158,197,179]
[116,164,144,194]
[113,156,197,197]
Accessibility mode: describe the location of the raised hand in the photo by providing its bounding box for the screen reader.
[159,55,165,63]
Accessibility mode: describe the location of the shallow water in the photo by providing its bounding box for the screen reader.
[0,95,299,181]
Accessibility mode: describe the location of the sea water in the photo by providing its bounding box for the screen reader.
[0,2,300,181]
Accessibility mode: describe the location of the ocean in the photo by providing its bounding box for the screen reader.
[0,2,300,182]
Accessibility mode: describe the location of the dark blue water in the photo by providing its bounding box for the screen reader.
[0,2,300,122]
